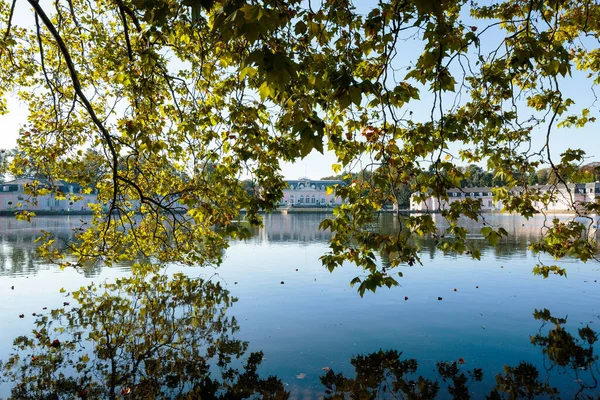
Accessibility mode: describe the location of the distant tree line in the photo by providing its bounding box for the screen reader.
[458,163,600,188]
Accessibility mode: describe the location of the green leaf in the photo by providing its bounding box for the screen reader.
[259,82,274,101]
[348,86,361,106]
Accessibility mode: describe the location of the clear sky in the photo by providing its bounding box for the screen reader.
[1,1,599,180]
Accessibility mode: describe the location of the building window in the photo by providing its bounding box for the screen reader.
[488,200,492,207]
[311,195,316,204]
[299,195,304,204]
[321,197,325,204]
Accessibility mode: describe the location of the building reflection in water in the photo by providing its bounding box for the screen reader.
[0,217,83,277]
[253,213,599,259]
[0,213,597,277]
[0,216,105,277]
[255,213,334,245]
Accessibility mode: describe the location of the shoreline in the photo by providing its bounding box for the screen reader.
[0,210,95,216]
[0,209,594,217]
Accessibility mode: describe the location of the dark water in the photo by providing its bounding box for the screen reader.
[0,214,599,398]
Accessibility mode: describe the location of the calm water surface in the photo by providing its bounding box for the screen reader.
[0,214,599,398]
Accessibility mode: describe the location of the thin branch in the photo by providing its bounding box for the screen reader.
[118,4,133,62]
[3,0,16,41]
[113,0,142,33]
[34,12,59,129]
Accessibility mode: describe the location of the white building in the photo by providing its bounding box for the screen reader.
[410,183,600,213]
[0,178,99,212]
[280,178,345,207]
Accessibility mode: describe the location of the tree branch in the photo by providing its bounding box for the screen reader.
[3,0,16,41]
[118,4,133,62]
[27,0,120,221]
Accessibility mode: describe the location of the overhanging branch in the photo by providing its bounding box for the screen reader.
[27,0,120,220]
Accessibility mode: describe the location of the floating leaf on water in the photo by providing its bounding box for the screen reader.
[296,373,306,379]
[280,281,285,284]
[322,367,330,371]
[458,357,466,364]
[438,297,443,301]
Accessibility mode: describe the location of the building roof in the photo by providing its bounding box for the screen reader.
[3,178,43,185]
[284,178,345,189]
[2,178,89,191]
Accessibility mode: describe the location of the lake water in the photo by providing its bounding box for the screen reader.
[0,213,599,398]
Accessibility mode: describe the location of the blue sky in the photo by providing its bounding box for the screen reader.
[1,1,598,180]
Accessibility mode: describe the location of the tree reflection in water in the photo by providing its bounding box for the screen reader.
[0,266,288,399]
[321,308,598,399]
[1,271,598,399]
